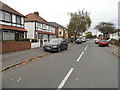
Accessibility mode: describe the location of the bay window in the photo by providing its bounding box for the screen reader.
[0,10,11,22]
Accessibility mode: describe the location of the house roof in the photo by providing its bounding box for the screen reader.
[25,12,48,23]
[0,1,24,17]
[25,12,56,27]
[49,22,66,29]
[0,25,27,32]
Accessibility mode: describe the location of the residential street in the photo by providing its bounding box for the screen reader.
[2,40,118,88]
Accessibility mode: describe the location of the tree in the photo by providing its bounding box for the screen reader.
[94,22,116,39]
[67,10,91,39]
[85,32,93,39]
[93,35,97,38]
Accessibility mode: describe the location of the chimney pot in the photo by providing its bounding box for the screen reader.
[34,12,39,16]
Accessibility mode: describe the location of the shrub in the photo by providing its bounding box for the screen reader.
[110,38,118,45]
[31,39,38,43]
[18,38,30,42]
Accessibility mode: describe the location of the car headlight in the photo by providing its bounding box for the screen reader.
[52,45,58,48]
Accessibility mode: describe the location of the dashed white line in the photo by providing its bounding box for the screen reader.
[57,68,74,89]
[84,47,87,51]
[76,51,84,62]
[84,45,89,51]
[57,44,89,89]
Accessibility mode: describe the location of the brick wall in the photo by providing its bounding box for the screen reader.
[0,42,31,53]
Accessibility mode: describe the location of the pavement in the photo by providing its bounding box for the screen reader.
[105,44,119,58]
[2,43,75,69]
[2,40,118,88]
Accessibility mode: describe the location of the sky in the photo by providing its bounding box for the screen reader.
[1,0,119,35]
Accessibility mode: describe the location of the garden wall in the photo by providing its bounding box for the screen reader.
[0,42,31,53]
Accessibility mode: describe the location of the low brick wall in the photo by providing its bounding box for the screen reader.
[0,42,31,53]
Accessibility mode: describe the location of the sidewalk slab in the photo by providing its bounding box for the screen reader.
[105,44,119,57]
[2,43,74,69]
[2,48,48,68]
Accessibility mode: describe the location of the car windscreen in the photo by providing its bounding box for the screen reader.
[49,39,62,43]
[99,40,108,42]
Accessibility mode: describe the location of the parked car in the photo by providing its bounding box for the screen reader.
[43,38,68,52]
[81,38,86,42]
[98,40,109,47]
[75,38,82,44]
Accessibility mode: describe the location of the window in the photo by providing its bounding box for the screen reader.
[21,17,24,24]
[0,11,11,22]
[43,24,46,29]
[16,16,21,24]
[5,12,11,22]
[37,23,42,29]
[0,11,4,20]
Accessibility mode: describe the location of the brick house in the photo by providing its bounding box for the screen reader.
[25,12,56,45]
[0,1,27,41]
[49,22,68,39]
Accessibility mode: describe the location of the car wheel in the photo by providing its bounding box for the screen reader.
[65,47,68,50]
[57,48,61,52]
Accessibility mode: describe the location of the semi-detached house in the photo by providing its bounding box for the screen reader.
[25,12,56,44]
[49,22,68,39]
[0,1,27,41]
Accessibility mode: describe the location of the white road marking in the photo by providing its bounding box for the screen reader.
[84,45,89,51]
[76,51,84,62]
[84,47,87,51]
[57,68,74,89]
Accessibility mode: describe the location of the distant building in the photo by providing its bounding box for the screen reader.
[0,1,27,41]
[25,12,56,44]
[110,29,120,40]
[49,22,68,39]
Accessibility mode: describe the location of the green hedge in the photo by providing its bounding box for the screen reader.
[18,38,30,42]
[0,41,17,43]
[31,39,38,43]
[110,38,118,42]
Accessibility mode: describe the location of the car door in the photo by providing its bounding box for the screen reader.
[62,40,67,49]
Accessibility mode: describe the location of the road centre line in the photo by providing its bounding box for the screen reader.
[57,68,74,89]
[84,45,89,51]
[84,47,88,51]
[76,51,84,62]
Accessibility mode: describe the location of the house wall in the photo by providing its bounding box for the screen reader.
[0,31,2,41]
[0,11,24,28]
[36,22,55,33]
[110,33,119,40]
[25,22,35,39]
[0,21,11,26]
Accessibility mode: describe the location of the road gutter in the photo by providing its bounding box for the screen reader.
[1,53,50,72]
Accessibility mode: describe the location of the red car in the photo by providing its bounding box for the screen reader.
[95,40,99,44]
[98,40,109,47]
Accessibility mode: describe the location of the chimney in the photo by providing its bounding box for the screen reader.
[34,12,39,16]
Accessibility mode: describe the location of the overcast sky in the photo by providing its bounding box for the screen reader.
[1,0,119,35]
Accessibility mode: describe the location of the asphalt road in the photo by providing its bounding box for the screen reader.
[2,40,118,88]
